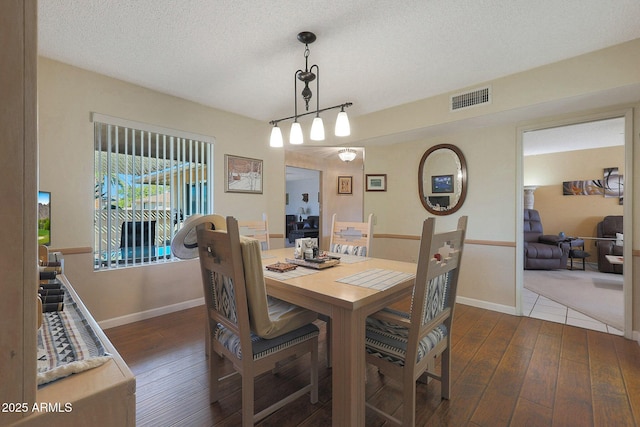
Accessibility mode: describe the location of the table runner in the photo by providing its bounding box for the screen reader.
[37,283,111,386]
[337,269,415,291]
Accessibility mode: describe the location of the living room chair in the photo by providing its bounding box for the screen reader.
[238,213,270,250]
[196,216,319,426]
[329,213,373,256]
[596,215,623,273]
[523,209,569,270]
[364,216,467,426]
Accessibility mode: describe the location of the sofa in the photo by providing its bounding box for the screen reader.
[596,215,623,274]
[523,209,569,270]
[288,215,319,243]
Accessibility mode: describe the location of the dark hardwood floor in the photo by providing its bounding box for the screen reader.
[104,302,640,426]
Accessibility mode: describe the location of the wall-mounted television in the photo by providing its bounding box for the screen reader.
[431,175,454,193]
[38,191,51,246]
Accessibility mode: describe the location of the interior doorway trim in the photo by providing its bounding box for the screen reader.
[516,107,634,339]
[284,165,323,248]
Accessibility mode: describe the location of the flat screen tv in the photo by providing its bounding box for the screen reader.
[431,174,454,193]
[38,191,51,246]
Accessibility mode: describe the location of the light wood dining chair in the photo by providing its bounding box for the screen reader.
[238,213,270,250]
[364,216,467,426]
[322,213,374,366]
[196,216,319,426]
[329,213,373,256]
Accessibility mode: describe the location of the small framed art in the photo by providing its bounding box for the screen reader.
[431,174,454,193]
[366,174,387,192]
[225,154,263,194]
[337,176,352,194]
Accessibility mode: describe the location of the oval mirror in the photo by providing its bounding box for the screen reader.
[418,144,467,215]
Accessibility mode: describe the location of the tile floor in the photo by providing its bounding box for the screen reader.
[522,287,623,336]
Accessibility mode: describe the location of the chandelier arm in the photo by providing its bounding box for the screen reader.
[269,102,352,126]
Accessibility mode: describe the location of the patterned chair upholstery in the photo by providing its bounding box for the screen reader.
[364,216,467,426]
[196,217,319,426]
[365,273,450,366]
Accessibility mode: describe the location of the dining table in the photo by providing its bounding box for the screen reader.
[262,248,417,426]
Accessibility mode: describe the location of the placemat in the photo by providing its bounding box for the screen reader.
[336,269,415,291]
[263,265,321,280]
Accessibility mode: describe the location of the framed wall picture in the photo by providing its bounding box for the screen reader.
[366,174,387,191]
[337,176,352,194]
[225,154,263,194]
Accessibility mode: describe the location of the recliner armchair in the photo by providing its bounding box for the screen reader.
[596,215,623,274]
[523,209,568,270]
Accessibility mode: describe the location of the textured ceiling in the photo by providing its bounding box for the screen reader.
[523,117,625,157]
[38,0,640,128]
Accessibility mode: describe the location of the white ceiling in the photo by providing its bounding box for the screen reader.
[523,117,625,157]
[38,1,640,151]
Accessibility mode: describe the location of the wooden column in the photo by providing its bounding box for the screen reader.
[0,0,38,424]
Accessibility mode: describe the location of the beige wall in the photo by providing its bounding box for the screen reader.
[365,124,519,310]
[524,146,625,261]
[38,57,284,323]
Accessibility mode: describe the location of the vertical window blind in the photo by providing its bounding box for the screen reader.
[93,114,214,270]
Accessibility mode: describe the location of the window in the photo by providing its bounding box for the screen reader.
[93,113,214,270]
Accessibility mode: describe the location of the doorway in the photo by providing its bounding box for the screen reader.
[518,111,633,338]
[285,166,321,247]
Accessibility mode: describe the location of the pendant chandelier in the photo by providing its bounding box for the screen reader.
[269,31,352,147]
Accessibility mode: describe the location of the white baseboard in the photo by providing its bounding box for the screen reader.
[99,297,205,329]
[633,330,640,346]
[456,296,517,316]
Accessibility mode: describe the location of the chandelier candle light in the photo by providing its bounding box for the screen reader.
[269,31,352,147]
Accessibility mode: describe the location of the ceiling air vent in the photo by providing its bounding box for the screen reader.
[450,86,491,111]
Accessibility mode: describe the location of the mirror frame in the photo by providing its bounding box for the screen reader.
[418,143,467,216]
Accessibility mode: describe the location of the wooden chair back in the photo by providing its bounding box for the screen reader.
[197,217,251,361]
[329,213,373,256]
[196,216,319,426]
[238,213,270,250]
[364,216,467,426]
[408,215,467,382]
